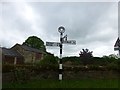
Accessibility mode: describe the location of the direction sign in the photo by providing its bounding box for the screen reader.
[63,40,76,45]
[46,42,60,47]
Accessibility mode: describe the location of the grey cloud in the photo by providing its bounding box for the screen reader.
[31,2,116,40]
[1,2,118,57]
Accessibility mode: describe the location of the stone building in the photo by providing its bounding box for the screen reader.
[11,44,46,63]
[2,47,24,64]
[2,43,46,64]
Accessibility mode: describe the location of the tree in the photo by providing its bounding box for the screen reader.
[79,49,93,58]
[23,36,46,51]
[79,49,93,65]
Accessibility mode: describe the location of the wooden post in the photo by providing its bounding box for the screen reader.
[14,57,17,65]
[118,50,120,58]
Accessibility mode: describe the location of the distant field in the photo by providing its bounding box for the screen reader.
[3,79,119,88]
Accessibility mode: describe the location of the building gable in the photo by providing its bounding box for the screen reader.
[11,43,46,54]
[11,43,46,63]
[2,47,24,64]
[2,47,23,57]
[114,37,120,47]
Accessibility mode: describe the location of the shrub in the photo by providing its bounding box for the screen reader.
[106,62,119,71]
[38,54,58,70]
[62,56,83,65]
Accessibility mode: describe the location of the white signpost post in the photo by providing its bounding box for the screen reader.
[46,26,76,81]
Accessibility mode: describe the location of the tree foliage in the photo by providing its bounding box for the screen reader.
[79,49,93,65]
[79,49,93,58]
[23,36,46,51]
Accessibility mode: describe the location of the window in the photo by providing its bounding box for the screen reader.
[35,53,42,60]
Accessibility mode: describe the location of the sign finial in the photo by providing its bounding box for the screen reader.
[58,26,65,33]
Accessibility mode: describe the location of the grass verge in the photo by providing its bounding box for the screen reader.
[2,79,119,88]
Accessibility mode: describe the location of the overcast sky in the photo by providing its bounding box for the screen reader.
[0,0,118,57]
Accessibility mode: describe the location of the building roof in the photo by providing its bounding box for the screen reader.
[114,37,120,47]
[2,47,23,57]
[21,45,45,53]
[12,44,46,54]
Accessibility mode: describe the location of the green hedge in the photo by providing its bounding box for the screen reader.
[2,56,119,73]
[2,64,119,73]
[62,56,119,66]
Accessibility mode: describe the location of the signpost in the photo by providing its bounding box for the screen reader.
[46,26,76,81]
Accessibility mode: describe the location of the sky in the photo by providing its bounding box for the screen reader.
[0,0,119,57]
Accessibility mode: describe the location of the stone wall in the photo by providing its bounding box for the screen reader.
[2,70,119,83]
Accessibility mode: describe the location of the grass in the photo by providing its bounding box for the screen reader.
[2,79,119,88]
